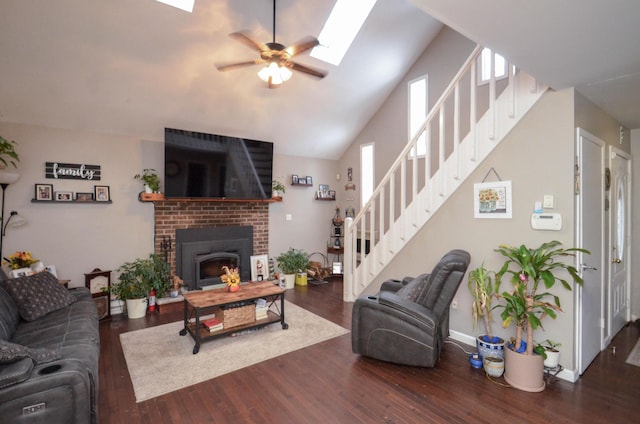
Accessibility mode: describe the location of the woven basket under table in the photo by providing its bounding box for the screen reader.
[216,304,256,328]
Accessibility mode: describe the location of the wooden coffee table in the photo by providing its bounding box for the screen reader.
[179,281,287,354]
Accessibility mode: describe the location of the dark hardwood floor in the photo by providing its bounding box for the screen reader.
[99,279,640,423]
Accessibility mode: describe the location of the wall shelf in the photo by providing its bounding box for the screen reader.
[31,199,112,204]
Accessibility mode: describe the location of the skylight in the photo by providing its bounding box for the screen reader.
[311,0,377,66]
[154,0,194,13]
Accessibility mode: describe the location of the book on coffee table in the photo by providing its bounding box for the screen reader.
[202,317,224,332]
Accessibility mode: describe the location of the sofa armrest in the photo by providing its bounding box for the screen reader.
[0,358,33,389]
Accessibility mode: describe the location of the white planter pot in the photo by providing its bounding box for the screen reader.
[543,349,560,368]
[483,356,505,377]
[125,297,148,319]
[284,274,296,289]
[144,184,153,194]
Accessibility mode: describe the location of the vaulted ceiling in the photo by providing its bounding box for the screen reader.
[412,0,640,131]
[1,0,639,162]
[0,0,441,159]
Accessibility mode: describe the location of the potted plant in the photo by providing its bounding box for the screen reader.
[495,240,588,391]
[272,180,285,198]
[275,248,309,289]
[0,135,20,186]
[134,168,161,194]
[468,263,505,374]
[0,135,20,169]
[111,254,170,319]
[536,339,561,369]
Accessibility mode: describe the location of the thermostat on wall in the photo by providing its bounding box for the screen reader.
[531,213,562,231]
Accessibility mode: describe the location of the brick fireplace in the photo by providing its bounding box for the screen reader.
[152,200,269,285]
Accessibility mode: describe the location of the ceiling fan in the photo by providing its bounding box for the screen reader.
[215,0,327,88]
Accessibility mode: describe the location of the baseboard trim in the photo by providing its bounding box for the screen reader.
[448,330,476,348]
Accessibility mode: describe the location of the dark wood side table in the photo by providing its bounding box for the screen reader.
[84,268,111,320]
[327,246,344,275]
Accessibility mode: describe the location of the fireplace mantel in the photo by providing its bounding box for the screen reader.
[141,197,282,203]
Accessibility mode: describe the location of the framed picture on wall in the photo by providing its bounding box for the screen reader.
[250,255,269,281]
[76,192,94,202]
[94,185,110,202]
[35,184,53,201]
[473,181,512,219]
[55,191,73,201]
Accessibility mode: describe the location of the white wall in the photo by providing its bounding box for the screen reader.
[0,122,341,287]
[269,154,339,263]
[0,123,157,287]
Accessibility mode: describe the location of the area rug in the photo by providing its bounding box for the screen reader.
[120,301,349,402]
[625,338,640,367]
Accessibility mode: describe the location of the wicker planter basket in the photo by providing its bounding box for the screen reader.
[216,304,256,328]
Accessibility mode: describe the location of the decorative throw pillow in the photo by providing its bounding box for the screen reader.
[0,339,61,364]
[396,274,428,302]
[2,271,77,322]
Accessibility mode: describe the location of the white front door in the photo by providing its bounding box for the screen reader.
[576,128,605,375]
[608,147,631,339]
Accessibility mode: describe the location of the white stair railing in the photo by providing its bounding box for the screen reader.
[343,45,547,301]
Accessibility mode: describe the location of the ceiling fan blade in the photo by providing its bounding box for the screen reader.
[289,62,327,79]
[284,36,320,57]
[229,32,269,52]
[216,59,264,72]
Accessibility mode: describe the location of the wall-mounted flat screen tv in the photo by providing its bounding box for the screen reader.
[164,128,274,199]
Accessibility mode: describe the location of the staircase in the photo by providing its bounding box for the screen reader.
[343,45,547,302]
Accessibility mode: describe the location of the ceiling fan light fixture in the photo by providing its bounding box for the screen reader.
[258,62,292,85]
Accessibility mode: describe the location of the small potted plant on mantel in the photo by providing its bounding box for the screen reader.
[134,168,164,201]
[272,180,285,199]
[467,263,505,376]
[494,240,588,392]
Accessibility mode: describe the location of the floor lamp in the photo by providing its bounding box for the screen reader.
[0,171,20,262]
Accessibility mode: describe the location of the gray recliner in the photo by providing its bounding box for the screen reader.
[351,249,471,367]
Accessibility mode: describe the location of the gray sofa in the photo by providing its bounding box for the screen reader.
[0,271,100,423]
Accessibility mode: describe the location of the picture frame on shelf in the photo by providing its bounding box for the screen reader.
[94,185,110,202]
[35,184,53,201]
[292,175,299,184]
[328,190,336,200]
[306,176,313,185]
[318,184,329,199]
[55,191,73,201]
[76,192,94,202]
[250,254,269,282]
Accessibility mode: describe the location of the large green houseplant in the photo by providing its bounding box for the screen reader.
[276,248,309,289]
[494,240,588,391]
[110,254,170,318]
[468,264,505,360]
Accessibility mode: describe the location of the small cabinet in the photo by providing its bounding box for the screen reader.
[85,268,111,320]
